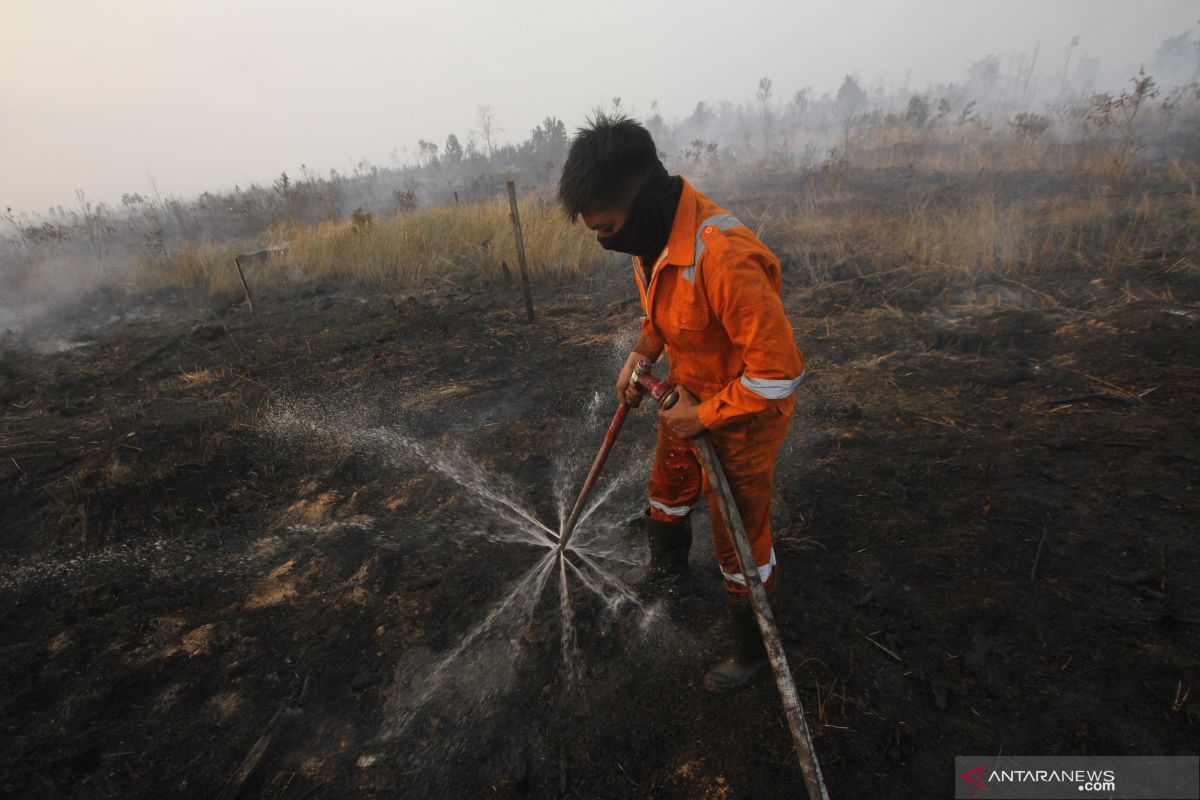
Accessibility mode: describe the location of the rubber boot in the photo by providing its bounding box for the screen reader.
[622,512,692,591]
[703,596,770,694]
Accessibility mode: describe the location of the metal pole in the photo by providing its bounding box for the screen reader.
[505,180,536,323]
[630,363,829,799]
[692,434,831,800]
[556,403,630,553]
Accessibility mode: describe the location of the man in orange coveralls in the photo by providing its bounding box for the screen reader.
[558,114,805,693]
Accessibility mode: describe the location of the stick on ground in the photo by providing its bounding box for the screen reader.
[1030,525,1048,580]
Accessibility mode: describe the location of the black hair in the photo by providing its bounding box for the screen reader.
[557,112,661,221]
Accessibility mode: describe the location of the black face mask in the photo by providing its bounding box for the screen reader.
[597,163,683,266]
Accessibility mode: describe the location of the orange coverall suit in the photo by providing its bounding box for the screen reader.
[633,178,804,596]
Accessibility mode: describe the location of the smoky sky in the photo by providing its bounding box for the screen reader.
[1,0,1195,215]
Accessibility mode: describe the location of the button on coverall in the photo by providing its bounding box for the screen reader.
[632,178,804,596]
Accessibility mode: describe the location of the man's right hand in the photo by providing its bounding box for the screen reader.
[617,350,650,407]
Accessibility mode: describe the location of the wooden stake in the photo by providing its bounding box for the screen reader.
[233,256,255,315]
[505,180,536,322]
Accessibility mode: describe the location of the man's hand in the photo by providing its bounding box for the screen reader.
[616,350,650,407]
[660,385,704,439]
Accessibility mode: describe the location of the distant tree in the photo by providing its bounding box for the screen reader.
[1061,35,1081,94]
[905,94,930,129]
[934,97,952,124]
[417,139,439,168]
[835,74,868,155]
[646,99,665,131]
[529,116,567,163]
[967,55,1001,92]
[444,133,464,166]
[521,116,568,182]
[779,88,810,155]
[789,88,810,120]
[688,101,715,130]
[756,76,775,156]
[476,105,502,156]
[755,78,772,107]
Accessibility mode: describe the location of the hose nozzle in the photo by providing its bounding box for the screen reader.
[631,359,679,409]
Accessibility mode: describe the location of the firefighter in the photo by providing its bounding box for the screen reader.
[557,114,805,694]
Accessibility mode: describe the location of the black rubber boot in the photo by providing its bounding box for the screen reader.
[622,512,692,590]
[703,596,770,694]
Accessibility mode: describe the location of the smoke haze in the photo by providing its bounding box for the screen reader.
[2,0,1196,214]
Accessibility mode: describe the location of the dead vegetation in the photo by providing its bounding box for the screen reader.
[119,135,1200,305]
[134,195,612,294]
[764,172,1199,285]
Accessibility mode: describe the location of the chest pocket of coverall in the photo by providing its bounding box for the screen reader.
[678,302,709,330]
[675,277,711,331]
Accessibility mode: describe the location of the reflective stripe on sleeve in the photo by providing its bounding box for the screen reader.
[682,213,744,284]
[649,498,693,517]
[721,548,776,586]
[739,372,805,399]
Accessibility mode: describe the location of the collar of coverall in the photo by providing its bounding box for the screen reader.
[637,176,704,277]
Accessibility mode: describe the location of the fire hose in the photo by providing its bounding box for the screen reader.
[557,359,830,800]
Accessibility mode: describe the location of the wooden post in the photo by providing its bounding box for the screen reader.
[505,180,536,322]
[233,256,255,315]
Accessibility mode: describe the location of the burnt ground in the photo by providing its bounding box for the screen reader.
[1,249,1198,798]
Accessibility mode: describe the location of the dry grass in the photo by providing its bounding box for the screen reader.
[136,197,609,294]
[137,239,270,295]
[762,184,1200,284]
[855,125,1056,173]
[134,157,1200,298]
[289,198,606,285]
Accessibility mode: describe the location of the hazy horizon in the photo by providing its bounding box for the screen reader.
[3,0,1197,216]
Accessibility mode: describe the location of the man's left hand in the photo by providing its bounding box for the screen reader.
[660,385,705,439]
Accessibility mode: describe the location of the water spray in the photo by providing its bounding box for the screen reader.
[555,359,675,555]
[560,359,830,800]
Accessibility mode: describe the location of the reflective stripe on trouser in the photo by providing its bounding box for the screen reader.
[647,408,791,596]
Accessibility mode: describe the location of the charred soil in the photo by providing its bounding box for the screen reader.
[2,235,1199,798]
